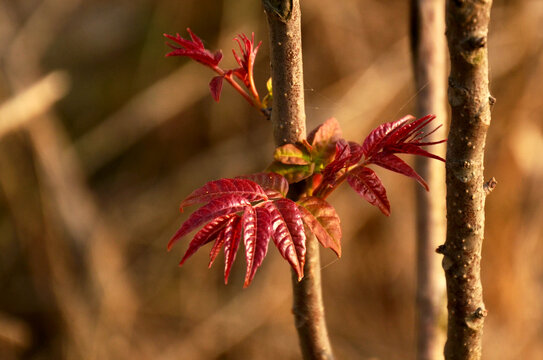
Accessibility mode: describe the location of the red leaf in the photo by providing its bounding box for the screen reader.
[273,199,306,272]
[208,229,226,268]
[209,76,224,102]
[321,139,351,181]
[244,207,272,287]
[383,114,435,146]
[237,172,289,199]
[169,195,250,250]
[370,152,429,191]
[347,166,390,216]
[361,115,414,157]
[178,214,236,266]
[263,201,304,280]
[242,206,257,286]
[385,143,445,162]
[298,197,342,257]
[179,178,267,210]
[319,139,362,191]
[307,118,342,164]
[164,29,223,68]
[232,33,261,87]
[223,216,242,284]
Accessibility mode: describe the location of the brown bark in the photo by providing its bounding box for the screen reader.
[442,1,493,359]
[410,1,447,359]
[262,1,334,359]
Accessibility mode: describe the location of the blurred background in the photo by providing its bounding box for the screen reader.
[0,0,542,359]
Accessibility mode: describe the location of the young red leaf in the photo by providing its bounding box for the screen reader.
[169,195,250,250]
[164,29,223,68]
[242,206,257,286]
[208,228,227,268]
[347,166,390,216]
[178,213,236,266]
[267,161,315,184]
[237,172,289,199]
[307,117,342,145]
[273,199,306,272]
[209,76,224,102]
[298,197,342,257]
[263,201,303,280]
[382,114,435,146]
[179,178,267,211]
[223,216,243,284]
[319,139,363,191]
[385,143,446,162]
[274,143,312,165]
[361,115,415,158]
[232,33,261,87]
[370,152,429,191]
[307,118,342,165]
[244,207,272,287]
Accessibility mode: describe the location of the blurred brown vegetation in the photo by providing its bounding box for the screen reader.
[0,0,542,359]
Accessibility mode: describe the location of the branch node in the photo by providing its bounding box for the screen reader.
[473,307,488,319]
[436,244,447,254]
[489,95,496,107]
[483,177,497,195]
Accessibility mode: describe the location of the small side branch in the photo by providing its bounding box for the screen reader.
[483,177,497,195]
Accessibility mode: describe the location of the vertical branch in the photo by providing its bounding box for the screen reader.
[442,1,493,359]
[410,1,447,359]
[262,1,334,359]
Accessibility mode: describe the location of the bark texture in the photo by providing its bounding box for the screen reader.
[263,1,334,359]
[410,1,448,359]
[442,1,493,359]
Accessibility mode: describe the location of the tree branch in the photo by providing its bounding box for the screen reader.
[263,1,334,359]
[443,1,493,359]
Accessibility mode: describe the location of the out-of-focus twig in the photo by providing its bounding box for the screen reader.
[0,312,32,350]
[0,71,70,138]
[410,0,447,359]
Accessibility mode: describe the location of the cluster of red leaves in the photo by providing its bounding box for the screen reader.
[168,173,341,287]
[169,114,444,286]
[164,29,268,115]
[272,114,445,216]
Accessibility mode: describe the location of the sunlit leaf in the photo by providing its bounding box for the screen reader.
[370,152,429,190]
[347,166,390,216]
[223,216,243,284]
[361,115,414,158]
[267,161,315,184]
[274,143,312,165]
[273,199,306,272]
[242,206,257,286]
[180,178,267,210]
[179,214,236,265]
[237,172,289,198]
[244,207,272,287]
[263,201,303,280]
[169,195,250,249]
[298,197,341,257]
[307,118,342,166]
